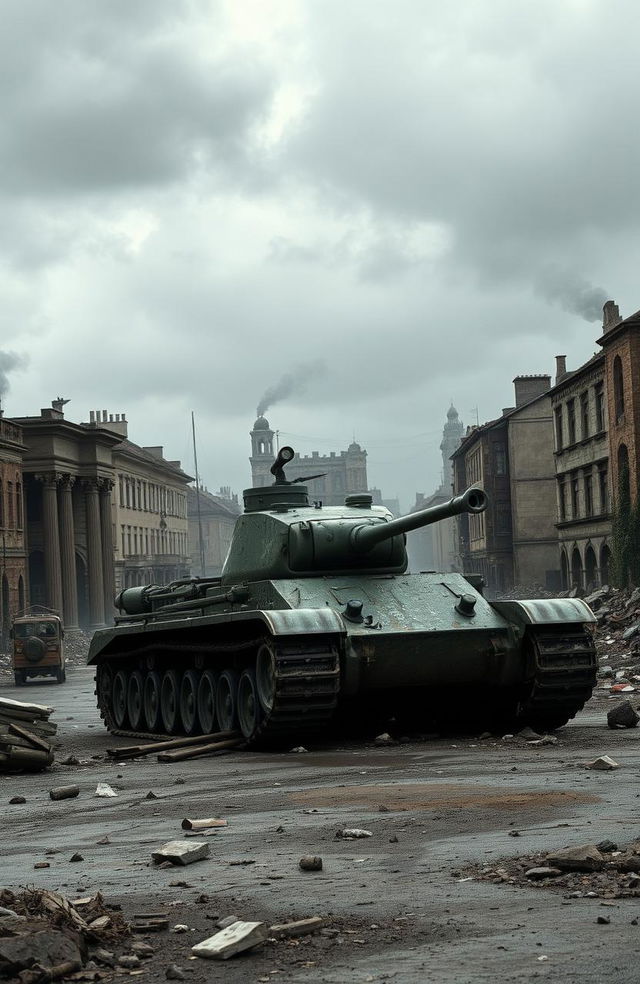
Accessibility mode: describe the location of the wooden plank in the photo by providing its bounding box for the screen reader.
[108,730,237,759]
[0,714,57,735]
[268,917,326,939]
[157,738,241,762]
[0,697,53,718]
[8,723,52,753]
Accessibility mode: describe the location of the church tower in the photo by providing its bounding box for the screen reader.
[249,415,274,488]
[439,404,463,491]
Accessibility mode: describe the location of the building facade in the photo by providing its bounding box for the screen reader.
[12,403,121,632]
[187,486,241,578]
[550,352,611,590]
[452,376,559,593]
[109,422,192,592]
[0,415,27,646]
[249,415,369,505]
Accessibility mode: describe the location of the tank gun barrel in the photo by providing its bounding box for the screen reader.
[351,486,488,553]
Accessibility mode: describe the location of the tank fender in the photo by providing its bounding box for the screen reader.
[257,607,346,637]
[489,598,596,630]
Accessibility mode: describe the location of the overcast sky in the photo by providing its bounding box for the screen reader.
[2,0,639,511]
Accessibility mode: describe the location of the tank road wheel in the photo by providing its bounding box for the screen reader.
[143,671,162,732]
[127,671,145,730]
[112,670,129,729]
[197,670,217,734]
[160,670,181,734]
[256,642,277,714]
[180,670,200,736]
[216,670,239,732]
[237,668,261,740]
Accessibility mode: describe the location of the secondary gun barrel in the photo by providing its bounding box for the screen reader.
[351,486,488,553]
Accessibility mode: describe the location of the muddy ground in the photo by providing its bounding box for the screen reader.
[1,667,639,983]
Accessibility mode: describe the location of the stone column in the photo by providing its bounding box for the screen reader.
[58,475,79,630]
[38,473,63,616]
[83,479,105,630]
[99,478,115,624]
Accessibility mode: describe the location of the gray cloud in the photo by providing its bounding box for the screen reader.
[0,351,28,398]
[257,361,328,417]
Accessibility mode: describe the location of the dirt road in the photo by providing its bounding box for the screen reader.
[1,666,639,982]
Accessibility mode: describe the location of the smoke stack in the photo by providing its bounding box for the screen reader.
[555,355,567,384]
[602,300,622,332]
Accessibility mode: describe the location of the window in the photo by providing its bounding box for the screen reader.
[125,479,131,509]
[7,482,13,527]
[558,479,567,521]
[554,407,563,450]
[571,472,579,517]
[595,382,605,432]
[567,399,576,444]
[613,355,624,421]
[121,526,126,556]
[584,468,593,517]
[119,475,124,506]
[494,446,507,475]
[16,482,22,528]
[598,466,608,513]
[580,391,589,440]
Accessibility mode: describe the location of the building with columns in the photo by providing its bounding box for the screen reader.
[0,414,27,646]
[249,415,369,505]
[13,403,121,632]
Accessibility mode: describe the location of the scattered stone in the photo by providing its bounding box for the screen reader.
[597,916,611,925]
[96,835,111,845]
[9,796,26,804]
[61,755,80,765]
[0,930,82,975]
[378,804,390,812]
[545,845,605,872]
[597,839,618,853]
[389,835,399,843]
[525,867,562,880]
[600,666,614,678]
[299,856,323,871]
[623,623,640,641]
[49,785,80,800]
[517,727,541,740]
[217,915,239,929]
[69,853,84,862]
[95,782,117,797]
[192,921,267,960]
[130,942,154,958]
[528,735,558,746]
[586,755,620,770]
[336,829,372,839]
[151,840,210,866]
[93,949,116,967]
[145,790,158,799]
[607,702,639,729]
[374,733,393,745]
[166,964,186,979]
[290,746,308,753]
[118,954,141,968]
[268,916,325,939]
[509,830,521,837]
[88,915,112,931]
[33,862,50,869]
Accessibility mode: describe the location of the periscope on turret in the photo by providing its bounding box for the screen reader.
[88,446,598,747]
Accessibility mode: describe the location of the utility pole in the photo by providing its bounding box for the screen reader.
[191,412,206,577]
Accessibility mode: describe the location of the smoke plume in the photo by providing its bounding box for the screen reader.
[536,268,609,323]
[256,360,327,417]
[0,351,28,398]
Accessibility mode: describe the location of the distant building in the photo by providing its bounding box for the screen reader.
[407,405,464,572]
[550,351,611,590]
[249,415,369,506]
[188,486,241,578]
[0,414,27,644]
[452,377,559,593]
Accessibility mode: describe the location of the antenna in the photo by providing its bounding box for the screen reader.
[191,411,206,577]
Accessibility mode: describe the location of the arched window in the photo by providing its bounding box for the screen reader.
[613,355,625,420]
[571,547,583,591]
[600,544,612,586]
[585,546,597,592]
[560,549,569,590]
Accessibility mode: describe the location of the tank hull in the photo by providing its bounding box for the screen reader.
[88,573,597,744]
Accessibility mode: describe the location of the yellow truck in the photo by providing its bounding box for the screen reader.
[10,613,66,686]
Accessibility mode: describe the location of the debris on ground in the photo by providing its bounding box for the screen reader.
[335,829,373,839]
[0,697,56,771]
[0,888,129,980]
[49,785,80,801]
[192,920,267,960]
[299,856,323,871]
[607,700,639,728]
[585,755,620,771]
[467,837,640,897]
[107,730,238,762]
[181,817,227,831]
[151,840,210,866]
[94,783,117,798]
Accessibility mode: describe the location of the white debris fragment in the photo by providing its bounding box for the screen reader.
[586,755,620,771]
[94,783,118,798]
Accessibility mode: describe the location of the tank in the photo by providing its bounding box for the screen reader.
[88,446,598,744]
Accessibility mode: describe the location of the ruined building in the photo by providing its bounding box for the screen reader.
[249,415,369,506]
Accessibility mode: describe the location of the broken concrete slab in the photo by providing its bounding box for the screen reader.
[192,921,267,960]
[151,840,210,866]
[607,701,639,729]
[545,845,605,872]
[524,867,562,880]
[268,916,325,939]
[0,929,83,976]
[586,755,620,770]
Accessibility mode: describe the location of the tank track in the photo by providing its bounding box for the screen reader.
[95,635,340,748]
[516,625,598,729]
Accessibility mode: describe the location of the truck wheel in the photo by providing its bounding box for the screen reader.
[14,670,26,686]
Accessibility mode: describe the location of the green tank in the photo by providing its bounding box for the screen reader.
[88,446,597,744]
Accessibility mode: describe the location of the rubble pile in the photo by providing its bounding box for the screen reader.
[61,632,91,667]
[586,585,640,698]
[467,838,640,899]
[0,888,130,982]
[0,698,56,772]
